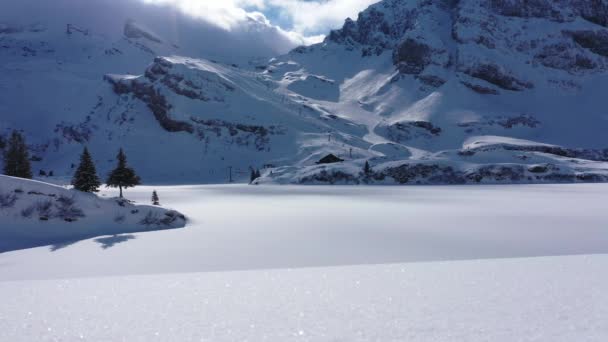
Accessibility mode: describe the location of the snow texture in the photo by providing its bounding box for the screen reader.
[0,254,606,342]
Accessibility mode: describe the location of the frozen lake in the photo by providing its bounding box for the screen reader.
[1,183,607,280]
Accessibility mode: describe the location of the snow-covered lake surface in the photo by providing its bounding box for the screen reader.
[2,184,608,280]
[1,184,607,341]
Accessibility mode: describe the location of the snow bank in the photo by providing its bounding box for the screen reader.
[0,254,606,342]
[0,176,186,252]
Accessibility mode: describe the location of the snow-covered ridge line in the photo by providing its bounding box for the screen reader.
[0,175,186,252]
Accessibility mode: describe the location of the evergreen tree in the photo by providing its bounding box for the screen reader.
[106,148,140,198]
[71,147,101,192]
[3,131,32,179]
[250,168,257,183]
[152,190,160,205]
[250,168,262,183]
[363,160,372,176]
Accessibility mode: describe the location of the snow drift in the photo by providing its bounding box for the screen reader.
[0,175,186,252]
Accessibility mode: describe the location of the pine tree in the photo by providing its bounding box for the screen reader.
[106,148,140,198]
[363,160,372,176]
[152,190,160,205]
[250,168,257,183]
[71,147,101,192]
[250,168,262,183]
[3,131,32,179]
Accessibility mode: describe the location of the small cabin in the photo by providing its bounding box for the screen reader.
[316,154,344,165]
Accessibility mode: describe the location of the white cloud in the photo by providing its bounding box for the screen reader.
[141,0,378,43]
[141,0,259,31]
[264,0,380,35]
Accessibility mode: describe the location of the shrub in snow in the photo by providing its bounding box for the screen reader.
[14,188,24,194]
[56,194,75,206]
[139,210,186,227]
[116,198,129,207]
[114,213,126,223]
[55,195,85,221]
[160,210,186,225]
[36,200,53,220]
[55,195,85,222]
[0,191,18,208]
[139,211,161,226]
[20,205,35,218]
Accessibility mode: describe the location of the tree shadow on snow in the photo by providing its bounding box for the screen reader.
[94,234,136,249]
[50,240,79,252]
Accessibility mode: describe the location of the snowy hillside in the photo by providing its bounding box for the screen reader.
[2,0,608,184]
[0,175,186,252]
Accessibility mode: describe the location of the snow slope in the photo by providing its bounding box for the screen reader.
[0,175,186,252]
[0,254,606,342]
[2,0,608,184]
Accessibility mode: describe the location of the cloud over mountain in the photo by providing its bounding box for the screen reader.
[140,0,380,40]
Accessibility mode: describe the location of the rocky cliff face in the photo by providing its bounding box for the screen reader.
[255,0,608,184]
[327,0,608,91]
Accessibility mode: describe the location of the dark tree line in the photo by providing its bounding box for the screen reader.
[250,167,261,183]
[1,135,155,202]
[71,147,141,198]
[73,147,141,198]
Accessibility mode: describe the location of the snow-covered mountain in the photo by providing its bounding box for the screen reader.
[2,0,608,184]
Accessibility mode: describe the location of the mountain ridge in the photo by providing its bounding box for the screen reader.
[1,0,608,184]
